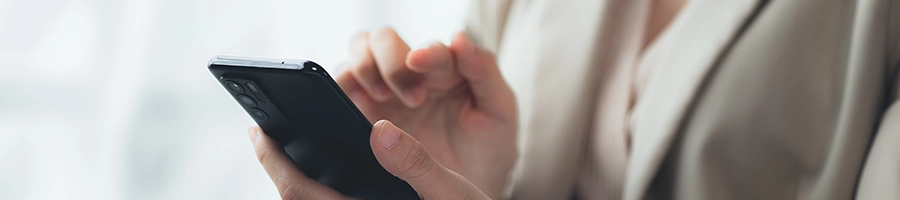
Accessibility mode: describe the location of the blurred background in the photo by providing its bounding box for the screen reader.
[0,0,469,199]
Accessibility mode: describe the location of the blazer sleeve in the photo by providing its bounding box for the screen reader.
[856,99,900,199]
[856,62,900,200]
[463,0,512,53]
[856,2,900,199]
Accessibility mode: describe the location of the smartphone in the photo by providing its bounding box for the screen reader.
[208,56,418,199]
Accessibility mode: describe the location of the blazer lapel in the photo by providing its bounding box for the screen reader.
[623,0,767,199]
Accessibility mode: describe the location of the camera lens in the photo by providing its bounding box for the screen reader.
[245,82,260,93]
[225,81,244,94]
[249,108,269,121]
[244,81,268,103]
[237,95,257,107]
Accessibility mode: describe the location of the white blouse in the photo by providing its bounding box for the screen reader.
[576,1,685,199]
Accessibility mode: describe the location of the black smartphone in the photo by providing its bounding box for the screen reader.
[207,56,418,199]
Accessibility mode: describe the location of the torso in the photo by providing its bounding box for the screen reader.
[575,1,688,199]
[489,0,896,199]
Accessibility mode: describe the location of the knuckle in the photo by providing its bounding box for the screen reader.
[351,62,378,79]
[351,31,369,43]
[279,183,301,200]
[372,27,399,41]
[383,66,405,80]
[399,145,435,180]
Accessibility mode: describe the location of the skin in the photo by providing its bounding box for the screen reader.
[645,0,689,49]
[251,28,518,199]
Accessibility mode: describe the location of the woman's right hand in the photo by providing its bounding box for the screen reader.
[334,27,517,199]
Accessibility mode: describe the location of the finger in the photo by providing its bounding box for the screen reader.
[335,70,380,124]
[369,120,490,200]
[449,31,516,118]
[349,31,393,102]
[248,127,345,200]
[335,69,371,106]
[369,27,425,107]
[406,42,463,94]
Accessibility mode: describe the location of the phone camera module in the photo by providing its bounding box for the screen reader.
[249,108,269,121]
[237,95,257,107]
[225,81,244,94]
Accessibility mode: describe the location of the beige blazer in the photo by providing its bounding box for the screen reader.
[465,0,900,199]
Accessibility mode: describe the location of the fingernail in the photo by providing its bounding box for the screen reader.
[248,127,259,145]
[378,120,400,150]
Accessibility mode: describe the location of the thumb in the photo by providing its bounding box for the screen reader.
[449,31,516,118]
[369,120,490,200]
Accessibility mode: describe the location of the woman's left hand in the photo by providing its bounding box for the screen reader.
[248,119,490,200]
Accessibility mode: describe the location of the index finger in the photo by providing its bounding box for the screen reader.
[449,32,516,119]
[368,27,424,107]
